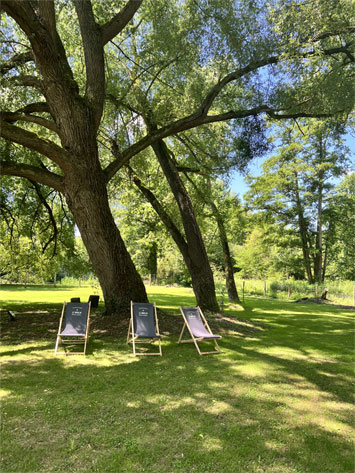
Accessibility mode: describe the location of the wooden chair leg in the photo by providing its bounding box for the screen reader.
[127,319,132,344]
[54,336,60,356]
[132,335,136,357]
[178,323,187,343]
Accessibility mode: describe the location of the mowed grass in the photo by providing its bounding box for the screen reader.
[0,285,354,473]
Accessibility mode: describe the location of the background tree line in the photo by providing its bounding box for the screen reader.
[2,117,354,289]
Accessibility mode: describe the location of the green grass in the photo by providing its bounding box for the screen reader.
[1,285,354,473]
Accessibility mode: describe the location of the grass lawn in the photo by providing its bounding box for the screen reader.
[0,284,354,473]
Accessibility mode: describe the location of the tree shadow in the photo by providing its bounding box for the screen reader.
[1,347,353,473]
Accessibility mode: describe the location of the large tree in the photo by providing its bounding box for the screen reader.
[1,0,353,315]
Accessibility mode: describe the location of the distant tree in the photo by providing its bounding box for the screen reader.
[325,173,355,280]
[245,119,351,283]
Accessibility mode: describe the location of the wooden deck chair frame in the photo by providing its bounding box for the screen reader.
[127,301,162,356]
[54,301,91,356]
[178,306,221,355]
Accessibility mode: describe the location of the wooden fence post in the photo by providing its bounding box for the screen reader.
[243,280,245,303]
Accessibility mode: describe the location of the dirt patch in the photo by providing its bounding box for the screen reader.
[0,308,264,343]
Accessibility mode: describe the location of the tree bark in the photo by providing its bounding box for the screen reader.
[208,200,240,302]
[150,139,219,311]
[314,136,325,283]
[129,166,220,309]
[147,242,158,282]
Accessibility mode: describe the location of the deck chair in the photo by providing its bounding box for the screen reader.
[54,301,91,356]
[127,301,162,356]
[178,306,221,355]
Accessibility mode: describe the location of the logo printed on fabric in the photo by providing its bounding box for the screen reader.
[138,308,149,317]
[187,312,197,318]
[72,306,83,317]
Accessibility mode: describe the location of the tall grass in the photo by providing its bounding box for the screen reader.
[59,276,99,287]
[234,278,354,305]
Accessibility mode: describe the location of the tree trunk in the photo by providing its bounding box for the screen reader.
[63,147,148,315]
[314,188,323,283]
[183,173,240,302]
[147,242,158,282]
[129,165,219,311]
[208,200,240,302]
[294,175,314,283]
[322,220,332,282]
[151,140,219,312]
[314,139,325,283]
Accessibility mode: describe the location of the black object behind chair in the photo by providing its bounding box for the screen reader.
[88,295,99,308]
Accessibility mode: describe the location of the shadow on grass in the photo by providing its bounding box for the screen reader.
[1,340,353,473]
[1,293,354,472]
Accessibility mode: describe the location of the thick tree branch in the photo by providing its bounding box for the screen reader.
[101,0,144,45]
[1,1,40,38]
[0,120,68,169]
[1,111,58,133]
[104,102,344,182]
[0,51,34,75]
[37,0,57,40]
[2,0,81,128]
[198,58,278,116]
[104,105,271,180]
[73,0,105,126]
[1,75,42,88]
[20,102,50,114]
[0,161,64,192]
[198,43,354,117]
